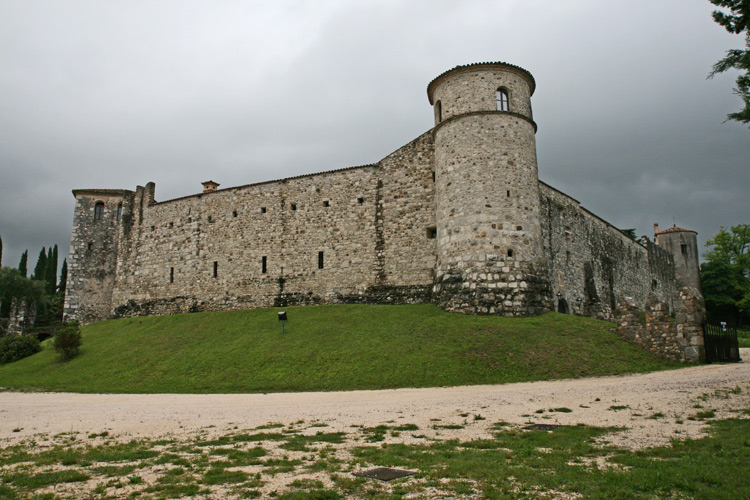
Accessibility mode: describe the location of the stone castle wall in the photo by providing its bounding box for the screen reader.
[540,183,676,319]
[63,62,692,325]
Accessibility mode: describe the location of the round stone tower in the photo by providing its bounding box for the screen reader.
[654,224,701,292]
[428,62,551,315]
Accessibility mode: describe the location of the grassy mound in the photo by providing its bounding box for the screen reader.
[0,304,681,393]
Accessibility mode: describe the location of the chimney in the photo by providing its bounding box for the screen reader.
[653,223,659,237]
[202,180,220,193]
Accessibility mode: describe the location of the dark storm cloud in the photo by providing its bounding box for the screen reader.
[0,0,747,271]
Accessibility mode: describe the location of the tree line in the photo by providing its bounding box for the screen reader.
[0,234,67,322]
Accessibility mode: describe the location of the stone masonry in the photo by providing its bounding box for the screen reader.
[614,288,706,363]
[64,62,700,325]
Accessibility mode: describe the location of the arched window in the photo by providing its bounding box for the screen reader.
[94,202,104,220]
[496,88,509,111]
[435,100,442,123]
[116,203,123,221]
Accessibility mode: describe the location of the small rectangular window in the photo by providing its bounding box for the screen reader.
[87,242,93,251]
[170,267,174,283]
[213,261,218,278]
[516,225,523,231]
[262,256,267,274]
[427,227,437,239]
[318,251,324,269]
[260,206,267,213]
[681,244,688,255]
[290,203,297,211]
[116,204,122,220]
[208,215,214,223]
[432,171,436,182]
[507,248,514,258]
[232,210,238,217]
[94,202,104,220]
[357,197,364,204]
[168,222,173,228]
[323,200,330,207]
[506,190,511,197]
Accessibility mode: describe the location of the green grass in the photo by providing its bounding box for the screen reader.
[0,304,682,393]
[1,416,748,499]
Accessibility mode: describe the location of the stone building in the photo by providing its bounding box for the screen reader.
[64,62,697,325]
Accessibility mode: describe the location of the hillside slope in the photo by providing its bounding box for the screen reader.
[0,304,681,393]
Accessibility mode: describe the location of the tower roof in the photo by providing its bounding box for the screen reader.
[655,226,696,235]
[427,61,536,104]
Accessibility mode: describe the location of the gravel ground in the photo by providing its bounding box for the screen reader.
[1,349,748,450]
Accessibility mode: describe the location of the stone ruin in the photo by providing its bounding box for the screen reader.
[614,287,705,363]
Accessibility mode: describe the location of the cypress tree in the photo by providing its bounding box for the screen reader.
[0,234,3,267]
[46,245,58,295]
[18,250,28,277]
[59,259,67,294]
[32,247,47,281]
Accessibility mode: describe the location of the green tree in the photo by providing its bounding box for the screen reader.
[58,259,67,295]
[708,0,750,124]
[0,234,3,267]
[0,267,46,318]
[701,224,750,322]
[17,250,28,277]
[45,245,58,295]
[31,247,47,282]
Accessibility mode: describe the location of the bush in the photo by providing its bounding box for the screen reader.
[0,334,41,363]
[53,321,82,361]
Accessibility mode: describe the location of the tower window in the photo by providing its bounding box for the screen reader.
[87,242,93,251]
[116,204,122,221]
[260,206,267,214]
[507,190,511,197]
[681,244,688,255]
[213,261,218,278]
[94,202,104,220]
[435,100,442,123]
[357,197,364,204]
[290,203,297,211]
[232,210,238,217]
[170,267,174,283]
[262,256,267,274]
[496,88,509,111]
[323,200,330,207]
[427,227,437,239]
[318,251,324,269]
[507,248,514,258]
[432,171,436,182]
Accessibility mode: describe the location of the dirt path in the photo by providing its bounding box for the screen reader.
[2,351,748,450]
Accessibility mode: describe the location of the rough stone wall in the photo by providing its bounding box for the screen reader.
[540,183,675,320]
[7,298,36,335]
[614,288,705,362]
[430,64,551,316]
[63,190,132,324]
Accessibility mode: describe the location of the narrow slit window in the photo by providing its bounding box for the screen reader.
[232,210,238,218]
[213,261,218,278]
[432,171,436,182]
[87,242,93,251]
[496,88,509,111]
[262,256,267,274]
[116,204,122,221]
[681,244,688,255]
[435,100,442,123]
[506,190,511,197]
[170,267,174,283]
[94,202,104,220]
[318,251,324,269]
[507,248,514,258]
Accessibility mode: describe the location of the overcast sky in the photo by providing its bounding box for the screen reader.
[1,0,747,273]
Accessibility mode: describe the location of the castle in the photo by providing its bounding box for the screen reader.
[63,62,701,325]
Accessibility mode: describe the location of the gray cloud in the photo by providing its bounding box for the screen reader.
[0,0,747,271]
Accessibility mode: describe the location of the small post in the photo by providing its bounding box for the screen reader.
[278,311,287,333]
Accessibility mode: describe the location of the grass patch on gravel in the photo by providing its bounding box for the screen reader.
[0,304,682,394]
[1,415,748,499]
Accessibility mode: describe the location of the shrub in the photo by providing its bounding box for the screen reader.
[53,321,82,361]
[0,334,41,363]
